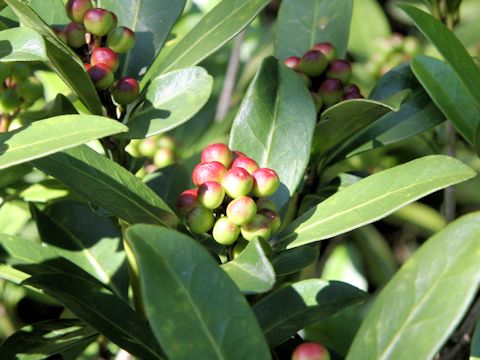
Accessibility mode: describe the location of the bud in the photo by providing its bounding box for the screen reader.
[201,143,233,168]
[176,188,198,216]
[112,77,139,105]
[88,63,114,90]
[241,214,271,241]
[16,77,43,103]
[284,56,301,70]
[257,208,281,233]
[256,198,277,212]
[291,342,330,360]
[222,167,254,198]
[107,26,136,53]
[66,0,93,23]
[153,148,175,168]
[192,161,227,186]
[326,60,352,85]
[83,8,116,36]
[299,50,328,77]
[186,206,214,234]
[197,181,225,209]
[212,217,240,245]
[226,196,256,225]
[252,168,280,197]
[312,42,337,62]
[91,47,119,72]
[65,22,86,48]
[318,79,343,107]
[231,156,259,175]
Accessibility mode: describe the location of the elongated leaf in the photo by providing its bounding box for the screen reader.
[125,67,213,138]
[229,57,316,210]
[0,115,127,170]
[471,317,480,360]
[126,224,271,360]
[221,238,275,294]
[347,212,480,360]
[271,246,319,276]
[142,0,269,87]
[31,145,178,228]
[273,155,476,250]
[5,0,103,114]
[411,55,480,150]
[254,279,367,346]
[0,27,46,62]
[31,202,128,299]
[275,0,353,60]
[98,0,185,78]
[0,319,97,359]
[0,264,29,284]
[23,273,164,360]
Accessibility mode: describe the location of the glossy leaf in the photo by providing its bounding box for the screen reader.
[0,115,127,170]
[254,279,367,346]
[411,55,480,150]
[142,0,269,86]
[24,273,164,360]
[0,319,97,359]
[347,212,480,360]
[31,202,128,299]
[275,0,353,60]
[271,246,319,276]
[5,0,103,114]
[31,145,178,228]
[221,238,275,294]
[125,224,271,360]
[229,57,316,210]
[0,264,29,284]
[0,27,46,62]
[273,155,476,250]
[126,67,213,138]
[98,0,186,78]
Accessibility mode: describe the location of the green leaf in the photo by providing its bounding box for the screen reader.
[253,279,367,346]
[97,0,186,78]
[125,224,271,360]
[411,55,480,151]
[273,155,476,250]
[142,0,269,87]
[22,94,78,122]
[0,115,127,170]
[31,145,178,228]
[5,0,103,114]
[221,238,275,294]
[125,67,213,138]
[471,316,480,360]
[275,0,353,60]
[229,57,317,210]
[0,201,30,235]
[271,246,319,276]
[24,273,164,359]
[31,201,128,299]
[0,27,46,62]
[0,264,29,284]
[312,90,410,163]
[347,212,480,360]
[0,319,97,359]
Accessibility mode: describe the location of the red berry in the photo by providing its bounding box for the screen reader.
[284,56,301,70]
[299,50,328,77]
[84,63,91,71]
[252,168,280,197]
[241,214,271,241]
[88,63,114,90]
[197,181,225,209]
[201,143,233,168]
[291,342,330,360]
[177,188,198,216]
[312,42,337,62]
[83,8,116,36]
[326,60,352,85]
[66,0,92,23]
[192,161,227,186]
[231,157,259,175]
[112,77,139,105]
[222,167,253,198]
[91,47,118,72]
[226,196,256,225]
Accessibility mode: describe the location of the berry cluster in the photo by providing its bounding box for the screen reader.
[55,0,139,106]
[0,62,43,115]
[283,42,363,114]
[129,134,177,172]
[177,144,281,248]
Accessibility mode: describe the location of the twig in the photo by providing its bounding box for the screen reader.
[443,122,456,223]
[214,31,245,122]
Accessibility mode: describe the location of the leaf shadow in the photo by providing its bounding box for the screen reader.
[126,99,171,138]
[0,122,33,157]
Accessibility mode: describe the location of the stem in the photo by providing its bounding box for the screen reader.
[444,122,456,223]
[123,238,146,319]
[0,113,11,132]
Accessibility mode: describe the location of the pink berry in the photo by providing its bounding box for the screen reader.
[91,47,119,72]
[66,0,92,23]
[291,342,330,360]
[252,168,280,197]
[231,157,259,175]
[284,56,301,70]
[176,188,198,216]
[226,196,256,225]
[192,161,227,186]
[197,181,225,209]
[222,167,253,198]
[64,22,86,48]
[201,143,233,168]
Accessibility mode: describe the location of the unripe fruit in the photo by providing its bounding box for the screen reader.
[176,188,198,216]
[88,63,114,90]
[326,60,352,85]
[65,22,86,48]
[0,89,21,113]
[310,91,323,113]
[91,47,119,72]
[201,143,233,168]
[197,181,225,209]
[299,50,328,77]
[231,156,259,175]
[344,84,361,96]
[107,26,136,53]
[16,77,43,103]
[83,8,116,36]
[342,92,363,100]
[222,167,253,198]
[291,342,330,360]
[153,148,175,168]
[252,168,280,197]
[258,208,281,233]
[186,206,214,234]
[0,63,10,84]
[284,56,301,70]
[157,135,176,150]
[241,214,271,241]
[256,198,277,212]
[212,217,240,245]
[11,63,29,82]
[319,79,343,107]
[192,161,227,186]
[138,137,156,157]
[226,196,256,225]
[66,0,93,23]
[112,77,139,105]
[53,27,67,43]
[312,42,337,62]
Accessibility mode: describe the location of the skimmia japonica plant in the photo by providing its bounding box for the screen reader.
[0,0,479,359]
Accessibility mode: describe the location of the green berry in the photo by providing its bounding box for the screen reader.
[153,148,175,168]
[326,60,352,85]
[257,208,281,233]
[65,22,86,48]
[107,26,136,53]
[0,89,21,113]
[157,135,176,150]
[16,76,43,103]
[197,181,225,209]
[212,217,240,245]
[186,206,214,234]
[112,77,139,105]
[138,138,157,157]
[240,214,271,241]
[66,0,93,23]
[83,8,116,36]
[299,50,328,77]
[53,27,67,44]
[231,156,259,175]
[226,196,256,226]
[87,63,114,90]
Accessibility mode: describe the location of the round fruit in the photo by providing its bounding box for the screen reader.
[342,92,363,100]
[256,198,277,212]
[312,42,337,62]
[83,8,116,36]
[197,181,225,209]
[0,89,21,113]
[107,26,136,53]
[212,217,240,245]
[138,137,156,157]
[241,214,271,241]
[291,342,330,360]
[88,63,114,90]
[157,135,176,150]
[326,60,352,85]
[91,47,119,72]
[299,50,328,77]
[226,196,256,226]
[176,188,198,216]
[192,161,227,186]
[231,156,259,175]
[53,27,67,43]
[257,208,281,233]
[222,167,253,198]
[186,206,214,234]
[201,143,233,168]
[16,77,43,103]
[65,22,86,48]
[284,56,301,70]
[112,77,139,105]
[252,168,280,197]
[153,148,175,168]
[66,0,93,23]
[318,78,343,107]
